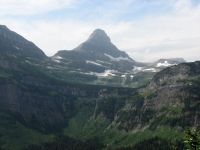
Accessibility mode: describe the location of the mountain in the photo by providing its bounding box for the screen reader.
[0,25,46,59]
[74,29,130,59]
[0,25,186,88]
[55,29,130,59]
[53,29,145,73]
[152,58,186,67]
[1,25,199,150]
[52,29,181,87]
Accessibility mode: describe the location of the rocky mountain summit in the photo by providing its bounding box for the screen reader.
[74,29,130,58]
[53,29,143,73]
[55,29,130,58]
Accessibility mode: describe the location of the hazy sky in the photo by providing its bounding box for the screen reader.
[0,0,200,62]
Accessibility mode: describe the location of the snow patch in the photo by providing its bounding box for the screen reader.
[53,60,60,63]
[156,61,176,67]
[13,46,22,50]
[143,68,157,72]
[54,56,63,59]
[96,60,104,63]
[86,60,102,66]
[133,66,143,71]
[96,60,111,64]
[104,53,130,61]
[121,75,126,78]
[87,70,117,77]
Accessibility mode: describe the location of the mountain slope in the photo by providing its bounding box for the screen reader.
[62,61,200,148]
[0,55,199,149]
[0,25,46,59]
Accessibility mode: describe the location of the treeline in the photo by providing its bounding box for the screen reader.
[21,135,105,150]
[108,136,183,150]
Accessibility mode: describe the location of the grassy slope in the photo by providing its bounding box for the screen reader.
[63,94,184,149]
[0,111,54,150]
[64,112,183,149]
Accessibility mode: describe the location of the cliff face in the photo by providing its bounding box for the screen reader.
[142,62,200,110]
[115,61,200,131]
[0,68,119,133]
[61,62,200,135]
[147,62,200,90]
[0,84,74,132]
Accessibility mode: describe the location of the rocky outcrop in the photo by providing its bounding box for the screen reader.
[147,61,200,90]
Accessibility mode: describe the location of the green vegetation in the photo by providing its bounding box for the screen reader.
[184,127,200,150]
[22,135,105,150]
[139,90,154,98]
[131,72,156,88]
[109,136,183,150]
[0,111,54,150]
[0,48,199,150]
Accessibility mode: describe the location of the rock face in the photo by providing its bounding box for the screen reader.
[147,62,200,90]
[0,74,100,132]
[0,25,46,59]
[0,84,72,132]
[115,61,200,131]
[141,62,200,110]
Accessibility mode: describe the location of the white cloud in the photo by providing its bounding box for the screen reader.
[0,0,79,16]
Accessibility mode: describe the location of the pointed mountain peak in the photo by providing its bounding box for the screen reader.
[90,29,107,37]
[87,28,110,43]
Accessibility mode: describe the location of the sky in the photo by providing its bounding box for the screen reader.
[0,0,200,62]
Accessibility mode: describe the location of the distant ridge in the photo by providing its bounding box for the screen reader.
[153,58,186,66]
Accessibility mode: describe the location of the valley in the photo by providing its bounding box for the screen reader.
[0,25,199,150]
